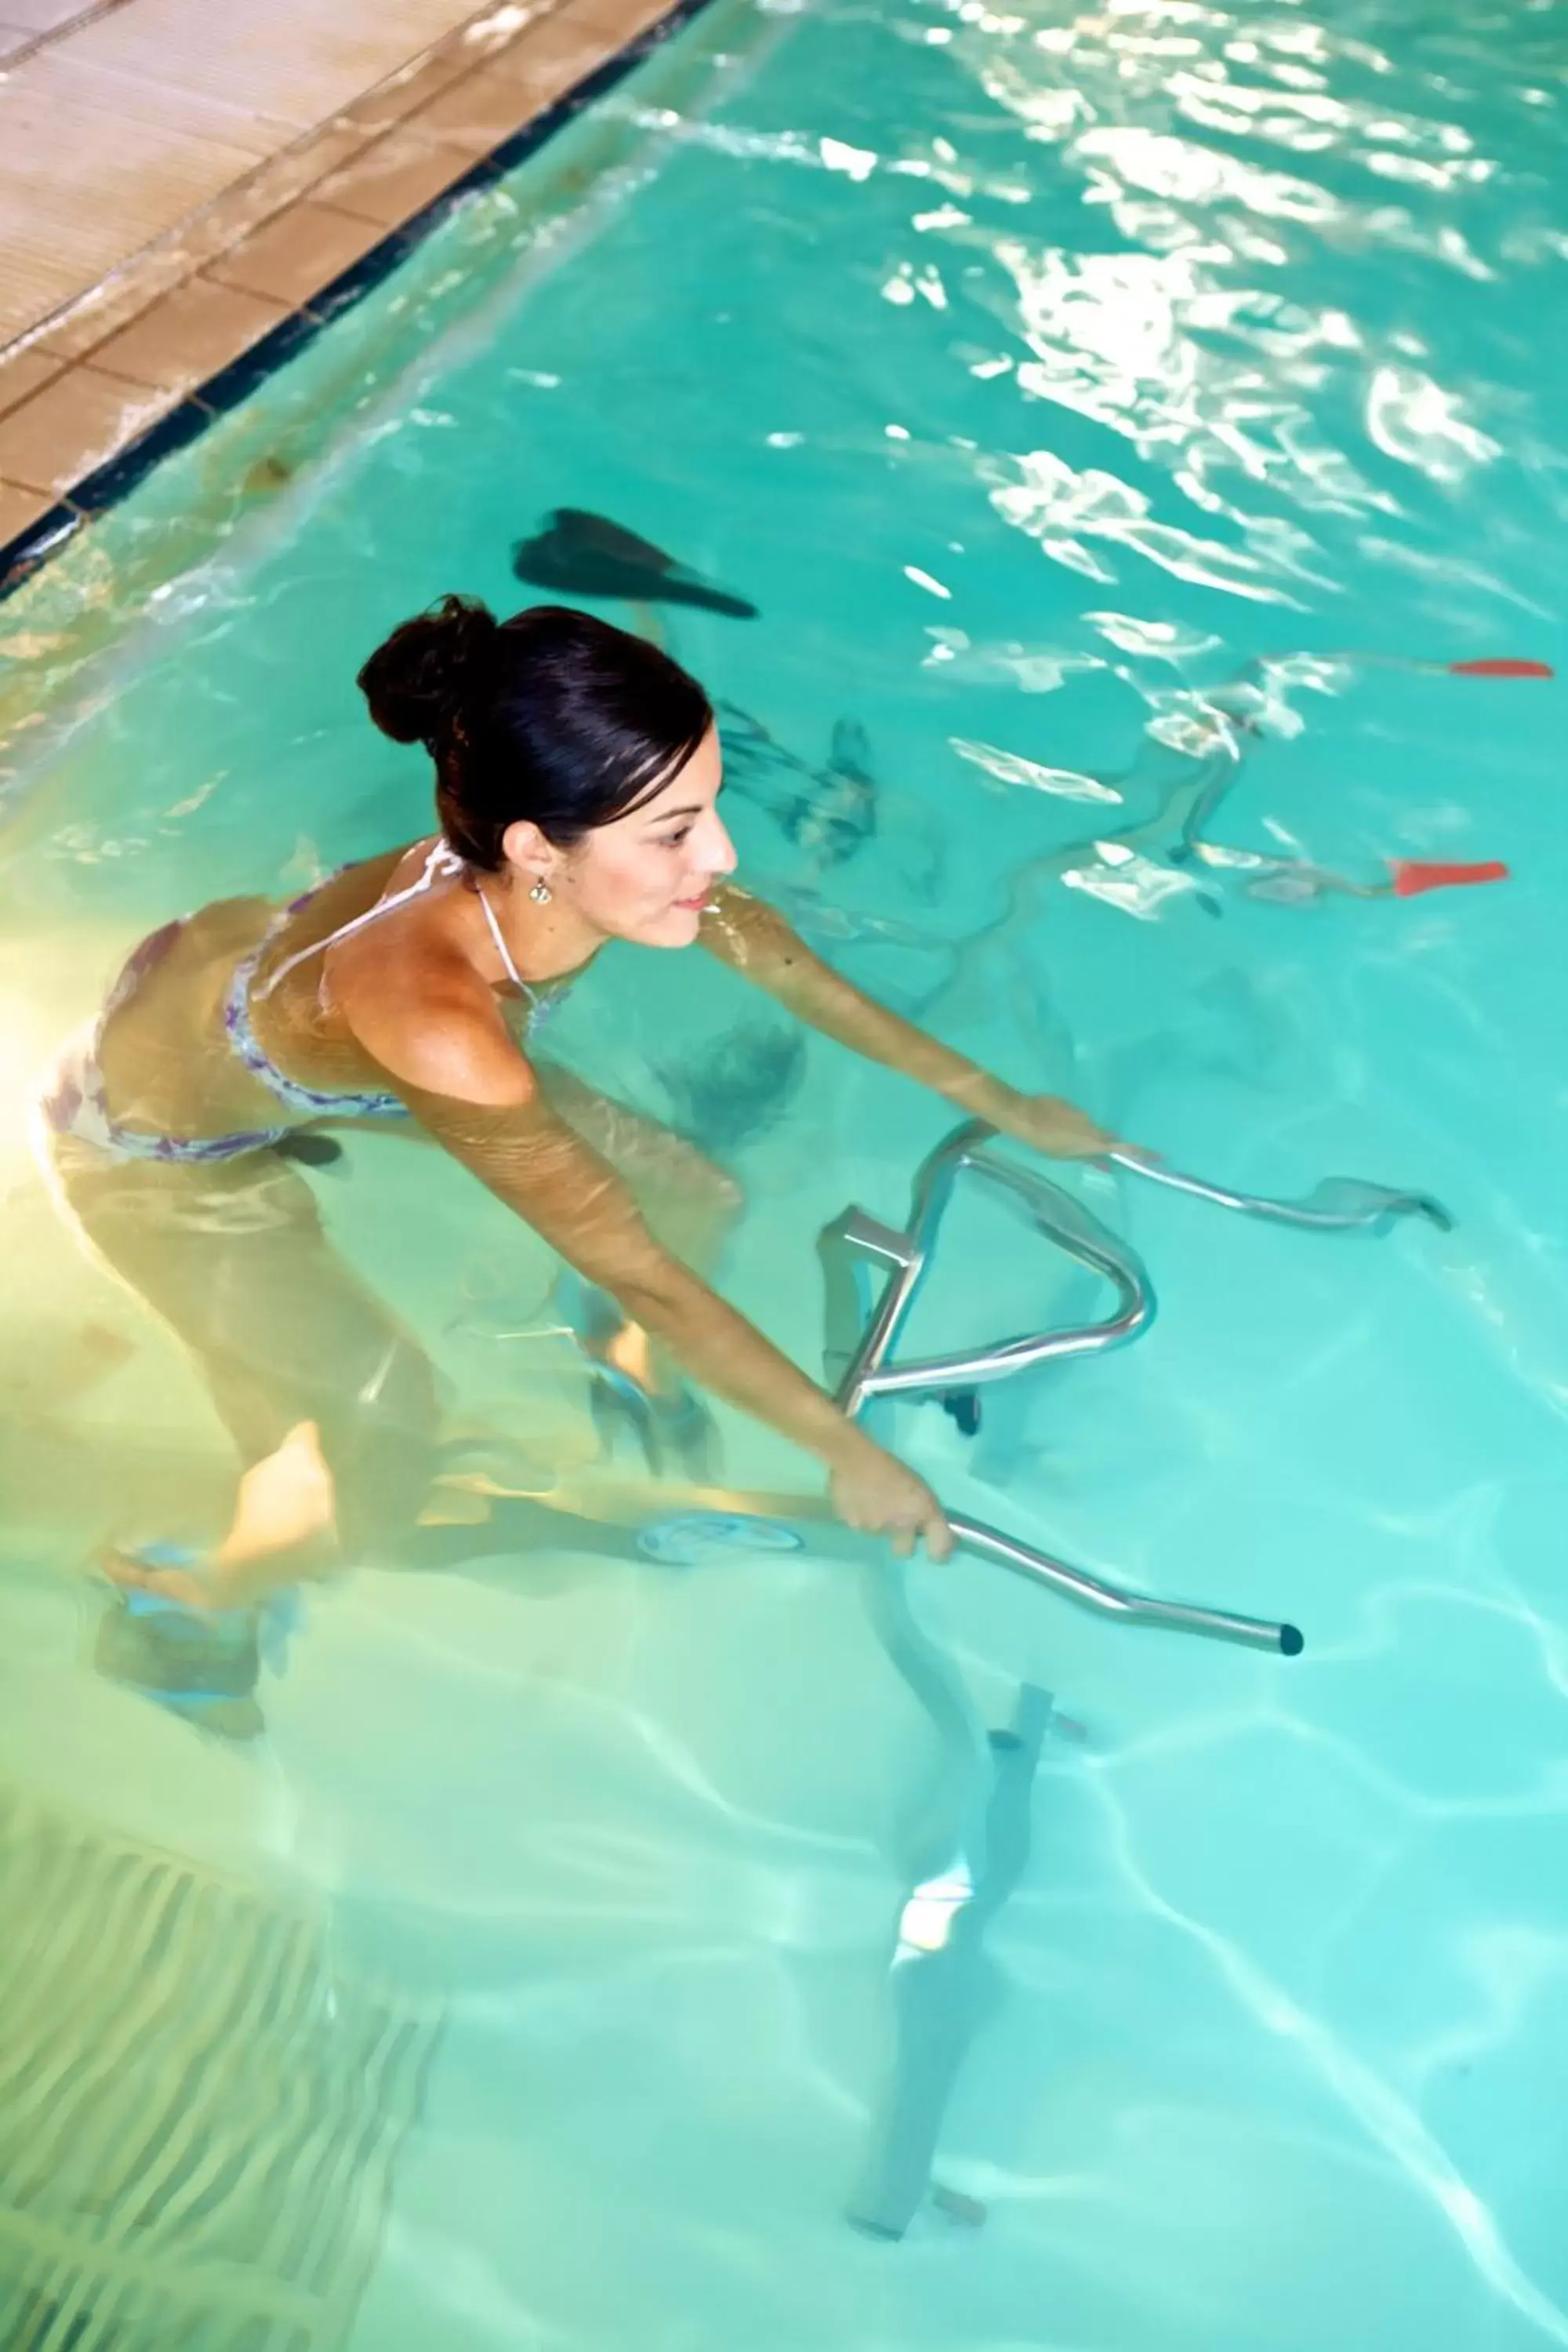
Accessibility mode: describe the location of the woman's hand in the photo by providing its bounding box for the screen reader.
[984,1087,1120,1160]
[828,1434,953,1561]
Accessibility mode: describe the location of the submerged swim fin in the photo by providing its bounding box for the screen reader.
[1388,858,1509,897]
[511,508,757,618]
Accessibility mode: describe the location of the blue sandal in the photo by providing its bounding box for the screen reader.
[93,1545,302,1741]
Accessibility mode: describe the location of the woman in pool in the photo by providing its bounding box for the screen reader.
[44,597,1121,1608]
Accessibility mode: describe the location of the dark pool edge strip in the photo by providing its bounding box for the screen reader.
[0,0,722,608]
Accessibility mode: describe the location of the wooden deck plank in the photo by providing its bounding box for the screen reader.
[20,50,303,156]
[0,0,546,350]
[62,0,516,124]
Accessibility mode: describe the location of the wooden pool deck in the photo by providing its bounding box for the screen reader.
[0,0,673,556]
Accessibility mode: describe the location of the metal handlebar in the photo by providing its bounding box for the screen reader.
[820,1122,1303,1657]
[945,1514,1301,1653]
[1105,1149,1452,1235]
[821,1123,1151,1417]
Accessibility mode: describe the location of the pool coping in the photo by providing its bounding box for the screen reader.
[0,0,720,605]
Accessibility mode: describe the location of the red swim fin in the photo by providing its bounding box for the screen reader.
[1270,650,1554,678]
[1389,858,1510,897]
[1447,659,1555,679]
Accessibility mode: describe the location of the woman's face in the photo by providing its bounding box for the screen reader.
[552,724,737,949]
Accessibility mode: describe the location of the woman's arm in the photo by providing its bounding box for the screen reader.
[348,970,950,1557]
[700,884,1115,1156]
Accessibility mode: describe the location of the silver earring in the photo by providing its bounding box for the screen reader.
[528,878,552,905]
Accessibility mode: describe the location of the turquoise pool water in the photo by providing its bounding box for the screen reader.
[1,0,1566,2344]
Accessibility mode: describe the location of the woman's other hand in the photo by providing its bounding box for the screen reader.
[829,1436,952,1561]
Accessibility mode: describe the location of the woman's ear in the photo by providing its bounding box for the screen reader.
[499,817,554,887]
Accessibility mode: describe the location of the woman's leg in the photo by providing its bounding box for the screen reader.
[52,1065,741,1598]
[53,1139,437,1605]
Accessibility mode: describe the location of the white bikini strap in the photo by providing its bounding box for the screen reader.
[476,884,530,997]
[253,837,464,1000]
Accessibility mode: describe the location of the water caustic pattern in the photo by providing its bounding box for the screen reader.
[0,0,1566,2344]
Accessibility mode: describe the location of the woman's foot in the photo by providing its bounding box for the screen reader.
[100,1421,336,1612]
[214,1420,336,1580]
[103,1421,338,1609]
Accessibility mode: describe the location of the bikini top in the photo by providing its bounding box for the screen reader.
[253,837,557,1024]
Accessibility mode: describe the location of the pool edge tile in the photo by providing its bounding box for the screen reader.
[309,124,485,230]
[68,394,214,513]
[0,499,84,600]
[400,56,557,153]
[336,38,490,136]
[0,361,183,499]
[86,278,295,401]
[206,200,401,310]
[195,305,328,416]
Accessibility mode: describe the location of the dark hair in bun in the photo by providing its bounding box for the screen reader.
[356,596,713,869]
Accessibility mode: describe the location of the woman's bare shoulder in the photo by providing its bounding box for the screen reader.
[337,929,535,1108]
